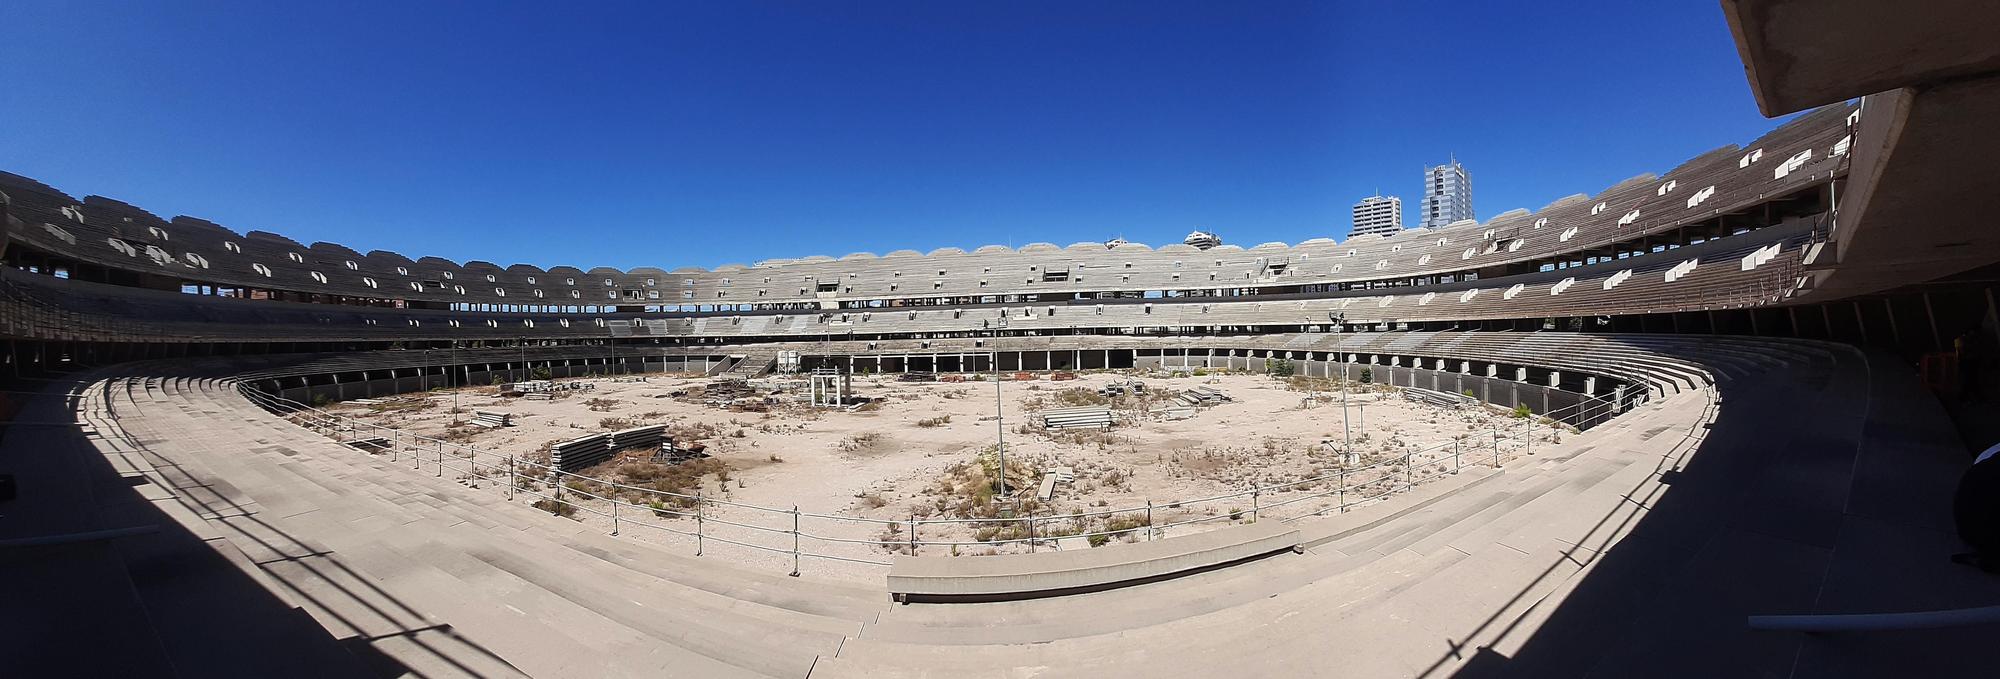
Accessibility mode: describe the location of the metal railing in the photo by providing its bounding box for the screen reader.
[235,380,1630,576]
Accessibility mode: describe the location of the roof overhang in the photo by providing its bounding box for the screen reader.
[1723,0,2000,115]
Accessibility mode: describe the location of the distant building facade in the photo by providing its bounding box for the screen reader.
[1349,195,1404,238]
[1420,159,1474,228]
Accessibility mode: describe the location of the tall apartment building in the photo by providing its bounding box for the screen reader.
[1420,158,1474,228]
[1350,195,1404,238]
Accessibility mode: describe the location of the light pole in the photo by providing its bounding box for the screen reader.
[449,339,459,415]
[1341,363,1352,451]
[992,348,1007,499]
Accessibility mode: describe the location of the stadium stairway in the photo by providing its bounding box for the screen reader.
[718,347,782,379]
[42,365,891,678]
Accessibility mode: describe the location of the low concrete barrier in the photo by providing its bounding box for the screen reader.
[887,521,1301,603]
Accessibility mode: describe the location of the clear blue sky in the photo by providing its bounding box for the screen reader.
[0,1,1794,271]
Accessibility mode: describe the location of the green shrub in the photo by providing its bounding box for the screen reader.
[1266,358,1296,378]
[1088,533,1111,547]
[1511,404,1532,419]
[1359,367,1373,383]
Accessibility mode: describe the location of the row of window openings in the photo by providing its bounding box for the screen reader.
[103,167,1776,299]
[93,134,1812,284]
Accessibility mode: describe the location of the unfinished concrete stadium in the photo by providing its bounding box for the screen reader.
[4,2,2000,677]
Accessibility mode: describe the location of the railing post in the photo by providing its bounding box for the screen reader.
[1526,416,1534,457]
[1453,438,1462,473]
[611,500,621,536]
[1404,451,1414,493]
[554,470,564,508]
[466,446,479,488]
[1339,469,1348,513]
[436,442,445,478]
[695,492,704,556]
[1146,500,1155,541]
[908,514,918,556]
[1492,425,1501,467]
[790,506,801,577]
[1027,509,1036,553]
[506,456,516,501]
[390,428,399,462]
[1250,487,1260,522]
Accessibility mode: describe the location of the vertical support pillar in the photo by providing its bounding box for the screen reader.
[789,506,801,577]
[1027,509,1036,553]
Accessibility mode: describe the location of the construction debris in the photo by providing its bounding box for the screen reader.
[1175,386,1231,408]
[1041,407,1114,430]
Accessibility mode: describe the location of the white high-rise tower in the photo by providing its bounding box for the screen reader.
[1350,195,1404,238]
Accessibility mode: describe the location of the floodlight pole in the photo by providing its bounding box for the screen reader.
[992,349,1007,498]
[1336,355,1352,451]
[450,339,459,415]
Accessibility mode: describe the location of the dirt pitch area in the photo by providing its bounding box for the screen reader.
[325,369,1564,581]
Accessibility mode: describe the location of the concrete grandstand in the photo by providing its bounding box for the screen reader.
[5,3,2000,678]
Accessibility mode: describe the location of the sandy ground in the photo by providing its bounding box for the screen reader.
[325,369,1563,582]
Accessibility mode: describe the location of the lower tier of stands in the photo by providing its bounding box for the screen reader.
[1,332,1992,677]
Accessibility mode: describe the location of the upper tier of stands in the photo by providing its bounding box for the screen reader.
[2,215,1816,344]
[0,104,1854,312]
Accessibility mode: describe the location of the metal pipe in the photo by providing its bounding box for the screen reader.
[1749,605,2000,632]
